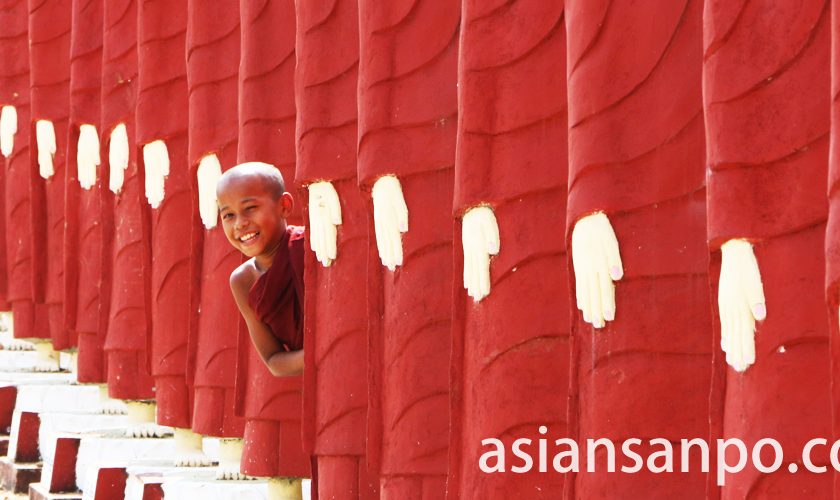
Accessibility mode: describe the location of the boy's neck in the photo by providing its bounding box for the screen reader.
[253,226,289,272]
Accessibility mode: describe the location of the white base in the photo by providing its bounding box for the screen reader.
[14,382,100,413]
[76,431,177,497]
[39,411,129,469]
[0,371,74,385]
[0,350,58,372]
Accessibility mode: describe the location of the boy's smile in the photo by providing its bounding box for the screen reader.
[216,169,294,266]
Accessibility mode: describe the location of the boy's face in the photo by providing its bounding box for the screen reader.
[217,175,293,258]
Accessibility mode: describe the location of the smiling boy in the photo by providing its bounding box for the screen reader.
[217,161,305,377]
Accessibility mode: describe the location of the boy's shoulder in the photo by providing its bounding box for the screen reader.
[230,257,259,293]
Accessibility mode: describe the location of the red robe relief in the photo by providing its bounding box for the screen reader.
[295,0,378,496]
[28,0,71,348]
[234,0,307,478]
[0,0,44,341]
[705,1,832,497]
[66,0,108,383]
[447,1,568,498]
[101,0,155,400]
[565,0,712,497]
[357,0,459,497]
[186,0,245,437]
[136,0,195,428]
[828,1,840,496]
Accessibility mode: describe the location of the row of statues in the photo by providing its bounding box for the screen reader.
[0,0,837,497]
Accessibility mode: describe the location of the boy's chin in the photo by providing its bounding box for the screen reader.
[236,242,262,257]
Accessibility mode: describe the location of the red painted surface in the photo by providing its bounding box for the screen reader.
[66,0,107,383]
[27,0,71,346]
[93,467,126,500]
[357,0,459,496]
[0,0,42,340]
[830,1,840,497]
[101,0,154,401]
[233,0,308,478]
[706,1,832,497]
[565,1,712,497]
[0,386,16,434]
[136,0,195,428]
[295,0,377,497]
[14,411,40,463]
[448,1,569,498]
[49,436,80,493]
[186,0,245,437]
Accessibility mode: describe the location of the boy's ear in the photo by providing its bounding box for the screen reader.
[279,192,294,217]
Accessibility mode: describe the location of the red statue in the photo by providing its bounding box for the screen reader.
[101,0,155,401]
[186,0,246,445]
[234,0,309,481]
[136,0,196,433]
[65,0,109,383]
[565,0,712,497]
[357,0,459,496]
[295,0,378,497]
[705,0,832,496]
[448,1,569,498]
[28,0,71,348]
[0,0,44,342]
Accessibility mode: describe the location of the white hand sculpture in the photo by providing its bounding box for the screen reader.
[108,123,129,193]
[372,175,408,271]
[718,239,766,372]
[571,212,623,328]
[308,181,342,267]
[462,206,500,302]
[77,124,101,189]
[143,139,170,208]
[35,119,56,179]
[196,153,223,229]
[0,105,17,157]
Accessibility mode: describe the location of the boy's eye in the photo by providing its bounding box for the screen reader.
[245,205,257,211]
[222,213,233,220]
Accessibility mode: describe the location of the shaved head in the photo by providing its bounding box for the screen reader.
[217,161,286,200]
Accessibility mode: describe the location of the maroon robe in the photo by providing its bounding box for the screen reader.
[234,0,307,478]
[239,225,309,479]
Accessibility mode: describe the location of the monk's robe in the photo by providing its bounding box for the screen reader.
[234,0,307,478]
[357,0,458,497]
[65,0,109,383]
[137,0,195,428]
[295,0,378,497]
[705,1,832,497]
[447,1,568,498]
[101,0,155,400]
[28,0,71,347]
[565,0,712,497]
[0,0,44,340]
[186,0,245,437]
[239,225,310,479]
